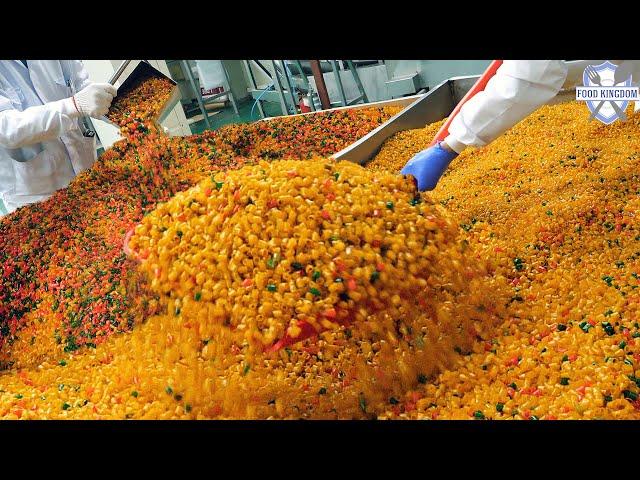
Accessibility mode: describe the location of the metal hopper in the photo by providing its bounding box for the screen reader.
[107,60,181,127]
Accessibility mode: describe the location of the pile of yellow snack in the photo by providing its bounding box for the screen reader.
[2,99,640,420]
[128,159,481,349]
[0,159,502,419]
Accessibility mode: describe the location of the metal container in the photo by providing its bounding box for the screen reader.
[107,61,181,127]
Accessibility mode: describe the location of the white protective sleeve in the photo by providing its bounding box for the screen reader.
[444,60,569,154]
[0,97,80,150]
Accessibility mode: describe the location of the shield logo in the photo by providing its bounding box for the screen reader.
[583,61,632,124]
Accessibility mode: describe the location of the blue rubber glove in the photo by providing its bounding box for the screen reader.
[400,142,459,191]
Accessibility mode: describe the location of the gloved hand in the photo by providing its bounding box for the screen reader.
[400,142,459,191]
[72,83,117,118]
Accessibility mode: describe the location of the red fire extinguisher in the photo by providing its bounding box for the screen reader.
[299,94,312,113]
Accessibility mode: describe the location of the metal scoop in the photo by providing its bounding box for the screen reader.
[105,60,181,127]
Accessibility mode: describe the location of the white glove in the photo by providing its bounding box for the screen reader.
[72,82,117,118]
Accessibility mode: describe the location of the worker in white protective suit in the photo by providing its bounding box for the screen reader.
[401,60,572,190]
[0,60,117,216]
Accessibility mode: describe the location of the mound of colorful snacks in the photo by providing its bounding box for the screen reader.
[0,250,500,419]
[0,128,175,369]
[0,76,401,371]
[191,106,401,160]
[0,163,501,419]
[4,69,640,420]
[371,102,640,419]
[128,158,479,351]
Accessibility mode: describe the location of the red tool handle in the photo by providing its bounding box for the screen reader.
[431,60,503,146]
[267,321,321,353]
[267,308,356,353]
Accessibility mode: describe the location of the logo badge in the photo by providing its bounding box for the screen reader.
[576,61,638,124]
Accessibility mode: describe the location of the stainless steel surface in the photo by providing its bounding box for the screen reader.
[332,81,454,165]
[106,60,181,129]
[156,86,182,125]
[385,72,420,98]
[449,75,481,103]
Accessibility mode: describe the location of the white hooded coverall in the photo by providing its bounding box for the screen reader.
[0,60,97,215]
